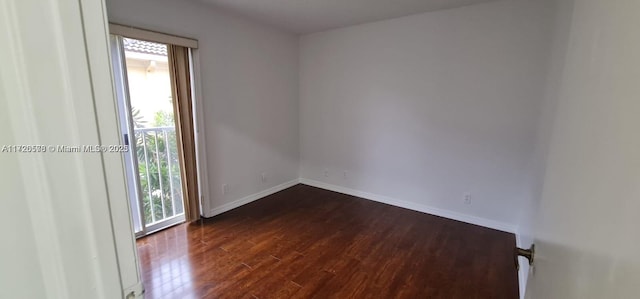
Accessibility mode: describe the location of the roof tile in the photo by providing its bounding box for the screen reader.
[123,38,167,56]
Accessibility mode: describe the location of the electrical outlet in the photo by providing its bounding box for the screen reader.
[261,172,267,183]
[222,184,229,195]
[324,169,329,177]
[464,193,472,205]
[343,170,348,179]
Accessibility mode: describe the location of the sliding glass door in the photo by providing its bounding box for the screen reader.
[110,35,185,236]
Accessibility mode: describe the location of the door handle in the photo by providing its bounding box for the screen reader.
[514,244,535,270]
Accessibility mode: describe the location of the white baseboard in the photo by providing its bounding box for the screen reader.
[208,179,300,217]
[206,177,517,234]
[299,178,516,233]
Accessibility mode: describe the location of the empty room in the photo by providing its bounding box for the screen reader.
[2,0,640,298]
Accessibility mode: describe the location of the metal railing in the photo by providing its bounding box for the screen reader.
[134,126,184,225]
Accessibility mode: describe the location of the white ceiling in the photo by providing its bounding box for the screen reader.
[200,0,499,34]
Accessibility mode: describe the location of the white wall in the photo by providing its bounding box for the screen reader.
[299,0,554,230]
[106,0,300,216]
[125,56,173,124]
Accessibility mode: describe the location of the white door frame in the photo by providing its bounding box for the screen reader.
[0,0,142,297]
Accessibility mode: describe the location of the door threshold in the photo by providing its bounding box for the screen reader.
[135,215,186,239]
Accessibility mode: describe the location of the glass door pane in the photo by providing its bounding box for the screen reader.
[110,35,144,235]
[111,35,186,236]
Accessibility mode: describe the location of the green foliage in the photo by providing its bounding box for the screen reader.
[135,110,183,224]
[131,107,147,128]
[153,110,175,127]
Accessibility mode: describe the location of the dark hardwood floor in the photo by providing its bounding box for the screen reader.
[137,184,519,299]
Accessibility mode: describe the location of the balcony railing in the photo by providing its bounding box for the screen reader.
[134,126,184,225]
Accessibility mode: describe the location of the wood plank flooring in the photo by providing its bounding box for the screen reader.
[137,184,519,299]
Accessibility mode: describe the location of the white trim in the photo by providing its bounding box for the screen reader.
[299,178,517,233]
[190,49,213,218]
[1,0,134,297]
[109,23,198,48]
[84,3,143,296]
[209,179,300,216]
[122,282,144,299]
[206,177,517,233]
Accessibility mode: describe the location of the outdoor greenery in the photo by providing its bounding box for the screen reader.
[132,108,183,224]
[153,110,174,127]
[131,107,146,129]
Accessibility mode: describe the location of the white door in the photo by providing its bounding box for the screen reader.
[523,0,640,297]
[0,0,142,297]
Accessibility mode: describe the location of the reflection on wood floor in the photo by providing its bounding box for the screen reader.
[137,184,518,298]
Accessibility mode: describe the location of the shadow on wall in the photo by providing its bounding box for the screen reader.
[299,0,554,227]
[106,0,300,207]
